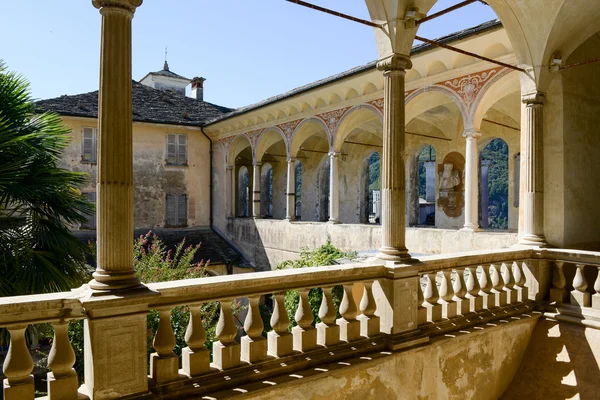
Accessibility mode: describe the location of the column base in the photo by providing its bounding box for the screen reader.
[519,234,548,247]
[327,219,341,224]
[267,331,293,357]
[181,347,210,377]
[47,371,78,400]
[150,353,180,384]
[336,318,361,342]
[292,326,317,352]
[460,225,480,232]
[89,268,142,291]
[377,246,413,263]
[3,377,34,400]
[211,341,240,370]
[241,336,267,364]
[316,322,340,347]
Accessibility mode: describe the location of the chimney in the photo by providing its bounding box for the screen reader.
[191,77,206,101]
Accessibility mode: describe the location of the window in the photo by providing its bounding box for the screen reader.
[166,194,187,226]
[166,134,187,165]
[81,192,96,229]
[82,127,97,163]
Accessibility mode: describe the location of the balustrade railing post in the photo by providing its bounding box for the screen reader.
[593,266,600,310]
[513,261,529,302]
[337,284,361,342]
[47,321,78,400]
[317,286,340,347]
[241,295,267,363]
[501,263,515,305]
[2,325,34,400]
[549,261,568,304]
[571,264,591,307]
[490,264,507,307]
[292,288,317,352]
[357,281,380,338]
[438,270,456,319]
[452,268,470,316]
[212,299,240,370]
[150,307,179,384]
[478,265,495,309]
[182,304,210,376]
[465,267,483,312]
[422,273,442,322]
[268,292,293,357]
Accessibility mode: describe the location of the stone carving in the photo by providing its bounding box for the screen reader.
[437,152,465,218]
[439,163,461,210]
[277,119,302,142]
[443,68,499,107]
[317,107,350,134]
[368,98,384,115]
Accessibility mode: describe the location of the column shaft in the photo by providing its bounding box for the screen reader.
[328,152,340,223]
[377,55,412,262]
[405,154,419,226]
[286,159,296,220]
[521,93,546,245]
[90,0,141,290]
[252,163,261,218]
[462,131,481,231]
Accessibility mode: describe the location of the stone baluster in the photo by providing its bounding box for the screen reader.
[512,261,528,302]
[417,275,427,325]
[150,307,178,383]
[571,264,591,307]
[438,270,457,319]
[268,292,293,357]
[422,272,442,322]
[47,321,78,400]
[592,266,600,310]
[357,281,380,337]
[478,265,495,309]
[241,295,267,363]
[465,267,483,312]
[2,325,34,400]
[317,286,340,346]
[549,261,568,304]
[182,304,209,376]
[212,299,240,370]
[452,268,470,316]
[337,284,361,342]
[490,264,507,307]
[292,289,317,352]
[501,263,516,305]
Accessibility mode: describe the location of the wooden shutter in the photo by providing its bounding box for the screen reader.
[177,194,187,225]
[166,194,176,226]
[177,135,187,165]
[82,128,96,162]
[166,134,177,164]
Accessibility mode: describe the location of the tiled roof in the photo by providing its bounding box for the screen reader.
[205,19,503,125]
[34,80,233,127]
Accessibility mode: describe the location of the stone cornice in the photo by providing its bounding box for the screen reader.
[522,92,545,105]
[377,54,413,72]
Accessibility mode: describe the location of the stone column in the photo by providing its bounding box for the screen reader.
[480,159,491,229]
[89,0,141,291]
[226,166,234,218]
[286,158,296,221]
[328,152,340,223]
[462,130,481,231]
[377,54,412,262]
[405,154,419,226]
[520,93,547,246]
[252,162,261,218]
[424,161,436,202]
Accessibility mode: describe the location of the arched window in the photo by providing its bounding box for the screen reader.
[237,166,249,217]
[480,138,508,229]
[318,157,330,222]
[364,152,381,224]
[295,162,302,220]
[418,145,436,226]
[261,163,274,218]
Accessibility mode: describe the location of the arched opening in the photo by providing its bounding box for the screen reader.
[260,163,274,218]
[418,145,437,226]
[317,157,330,222]
[295,161,302,220]
[237,166,250,217]
[479,138,509,229]
[361,152,381,224]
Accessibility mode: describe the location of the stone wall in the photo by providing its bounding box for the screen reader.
[221,218,518,270]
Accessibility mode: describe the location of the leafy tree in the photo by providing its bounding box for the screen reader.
[481,138,509,229]
[0,61,93,297]
[368,152,380,191]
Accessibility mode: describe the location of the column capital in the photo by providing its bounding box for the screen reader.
[328,151,341,158]
[286,157,297,164]
[462,130,482,139]
[253,161,262,167]
[93,0,142,13]
[377,54,412,72]
[481,159,492,167]
[522,92,545,105]
[226,165,234,171]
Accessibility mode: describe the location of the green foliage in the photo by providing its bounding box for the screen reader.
[481,138,509,229]
[0,60,94,296]
[368,152,380,191]
[275,237,355,329]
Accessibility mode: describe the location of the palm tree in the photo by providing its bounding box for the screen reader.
[0,61,93,297]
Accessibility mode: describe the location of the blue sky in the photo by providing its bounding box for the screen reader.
[0,1,496,108]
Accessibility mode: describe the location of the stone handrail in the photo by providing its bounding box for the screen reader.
[3,247,599,399]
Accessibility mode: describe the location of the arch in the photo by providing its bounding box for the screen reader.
[426,60,448,76]
[290,117,330,157]
[405,86,468,135]
[362,82,378,95]
[406,69,422,81]
[471,68,517,131]
[333,104,383,152]
[255,127,288,161]
[227,134,252,167]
